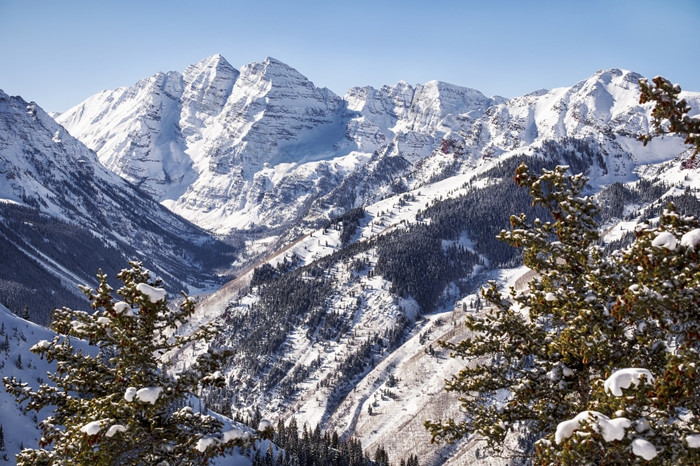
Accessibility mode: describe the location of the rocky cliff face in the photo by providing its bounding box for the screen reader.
[343,80,497,156]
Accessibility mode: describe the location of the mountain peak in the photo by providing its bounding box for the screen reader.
[592,68,642,83]
[204,53,234,71]
[184,54,237,80]
[236,57,321,93]
[263,56,286,66]
[181,54,239,120]
[422,79,487,98]
[259,56,307,78]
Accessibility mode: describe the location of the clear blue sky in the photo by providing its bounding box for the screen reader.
[1,0,698,112]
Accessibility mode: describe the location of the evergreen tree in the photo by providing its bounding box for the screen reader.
[264,444,275,466]
[3,262,252,465]
[538,205,700,464]
[534,76,700,463]
[253,448,262,465]
[373,444,389,466]
[425,165,620,451]
[425,164,700,463]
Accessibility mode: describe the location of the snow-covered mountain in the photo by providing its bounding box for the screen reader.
[143,63,698,464]
[55,56,500,237]
[0,90,235,323]
[56,57,698,251]
[455,69,691,171]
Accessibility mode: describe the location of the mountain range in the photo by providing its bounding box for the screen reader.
[55,56,692,243]
[2,54,700,464]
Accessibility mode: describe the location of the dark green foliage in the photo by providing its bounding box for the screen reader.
[373,157,553,313]
[3,262,249,465]
[535,138,608,176]
[399,454,419,466]
[330,207,367,245]
[373,444,389,466]
[645,192,700,219]
[596,178,700,224]
[251,263,280,288]
[269,418,378,466]
[375,226,474,312]
[232,267,333,358]
[536,204,700,464]
[597,182,640,220]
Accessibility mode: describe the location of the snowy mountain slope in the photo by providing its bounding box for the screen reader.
[0,90,235,323]
[326,268,533,466]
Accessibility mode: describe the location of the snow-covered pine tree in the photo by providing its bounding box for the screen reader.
[538,206,700,464]
[534,76,700,463]
[424,164,639,461]
[3,262,252,465]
